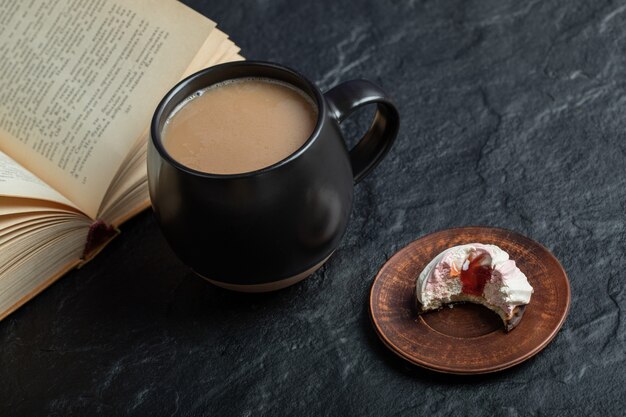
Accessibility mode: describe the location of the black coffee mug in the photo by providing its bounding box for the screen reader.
[148,61,399,291]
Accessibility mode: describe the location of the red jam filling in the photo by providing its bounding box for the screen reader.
[460,253,492,296]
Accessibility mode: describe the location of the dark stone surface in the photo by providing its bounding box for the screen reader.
[2,0,626,415]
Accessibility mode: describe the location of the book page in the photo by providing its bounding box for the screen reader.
[205,31,229,67]
[0,196,82,216]
[0,150,77,209]
[0,0,215,218]
[180,28,226,79]
[0,223,87,319]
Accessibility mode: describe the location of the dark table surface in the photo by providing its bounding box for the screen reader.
[3,0,626,415]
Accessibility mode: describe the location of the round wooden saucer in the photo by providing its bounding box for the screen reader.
[369,227,570,374]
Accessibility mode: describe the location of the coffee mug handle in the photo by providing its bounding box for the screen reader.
[324,80,399,183]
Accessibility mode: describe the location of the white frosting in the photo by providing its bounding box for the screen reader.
[417,243,533,310]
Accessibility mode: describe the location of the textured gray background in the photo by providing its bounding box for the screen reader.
[2,0,626,415]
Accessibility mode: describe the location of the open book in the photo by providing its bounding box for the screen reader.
[0,0,242,320]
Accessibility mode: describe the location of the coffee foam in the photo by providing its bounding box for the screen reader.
[161,76,319,174]
[165,77,318,128]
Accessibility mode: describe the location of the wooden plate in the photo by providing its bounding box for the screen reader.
[369,227,570,374]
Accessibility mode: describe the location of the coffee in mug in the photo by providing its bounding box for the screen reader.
[162,78,318,174]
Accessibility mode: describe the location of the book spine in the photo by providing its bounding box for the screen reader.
[81,220,119,262]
